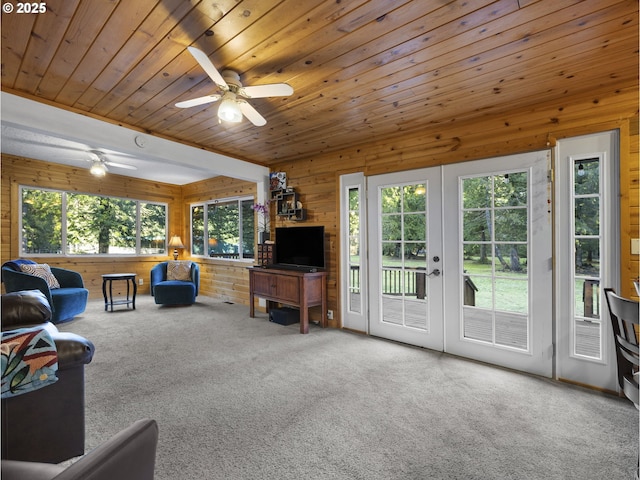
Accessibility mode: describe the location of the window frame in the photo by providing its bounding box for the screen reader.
[190,195,256,262]
[19,185,168,257]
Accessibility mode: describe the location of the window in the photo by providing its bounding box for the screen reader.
[20,186,167,256]
[572,157,603,359]
[190,197,255,260]
[22,188,62,254]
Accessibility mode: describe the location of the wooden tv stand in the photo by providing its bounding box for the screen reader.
[249,267,328,334]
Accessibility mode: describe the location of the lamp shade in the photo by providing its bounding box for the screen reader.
[168,235,185,260]
[218,94,242,123]
[90,161,107,177]
[168,235,185,249]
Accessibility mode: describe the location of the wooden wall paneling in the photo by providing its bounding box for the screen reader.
[625,116,640,299]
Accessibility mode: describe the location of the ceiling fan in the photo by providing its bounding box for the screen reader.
[175,47,293,126]
[87,150,137,177]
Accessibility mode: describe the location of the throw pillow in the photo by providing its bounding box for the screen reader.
[167,261,192,281]
[1,326,59,399]
[19,263,61,289]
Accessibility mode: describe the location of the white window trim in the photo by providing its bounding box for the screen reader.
[190,195,255,263]
[19,185,168,257]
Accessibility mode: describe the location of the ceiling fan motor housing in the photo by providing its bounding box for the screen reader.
[221,70,242,92]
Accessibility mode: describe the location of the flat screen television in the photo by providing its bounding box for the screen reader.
[274,226,325,271]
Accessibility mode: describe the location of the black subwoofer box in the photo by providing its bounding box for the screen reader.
[269,307,300,325]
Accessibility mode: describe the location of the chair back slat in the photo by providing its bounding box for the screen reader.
[604,288,639,407]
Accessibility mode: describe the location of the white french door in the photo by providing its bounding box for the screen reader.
[339,135,617,385]
[367,168,443,350]
[442,151,553,377]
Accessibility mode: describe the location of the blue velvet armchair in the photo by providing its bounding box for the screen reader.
[2,260,88,324]
[150,261,199,306]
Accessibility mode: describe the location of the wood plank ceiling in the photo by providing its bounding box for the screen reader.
[2,0,638,166]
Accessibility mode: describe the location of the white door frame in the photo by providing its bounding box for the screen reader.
[554,131,619,391]
[339,173,368,333]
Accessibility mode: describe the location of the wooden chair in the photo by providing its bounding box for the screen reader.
[604,288,639,407]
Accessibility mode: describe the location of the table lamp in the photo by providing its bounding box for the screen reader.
[168,235,185,260]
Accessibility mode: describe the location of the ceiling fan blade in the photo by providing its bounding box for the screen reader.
[105,161,137,170]
[238,101,266,127]
[240,83,293,99]
[175,94,221,109]
[187,46,228,88]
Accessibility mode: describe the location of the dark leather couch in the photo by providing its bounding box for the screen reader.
[1,290,95,463]
[1,419,158,480]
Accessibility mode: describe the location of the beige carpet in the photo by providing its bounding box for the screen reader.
[59,295,638,480]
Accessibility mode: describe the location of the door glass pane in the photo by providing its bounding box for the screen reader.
[495,209,527,241]
[571,156,602,359]
[405,243,426,267]
[575,198,599,235]
[463,210,491,242]
[380,182,428,331]
[465,275,492,309]
[574,278,601,319]
[381,186,401,213]
[382,215,401,241]
[348,187,362,314]
[460,171,530,350]
[574,159,599,195]
[463,308,493,342]
[496,244,528,276]
[494,172,528,206]
[495,312,528,349]
[463,176,491,208]
[403,184,426,211]
[404,214,425,241]
[382,244,401,268]
[575,239,600,277]
[575,320,601,357]
[495,278,528,314]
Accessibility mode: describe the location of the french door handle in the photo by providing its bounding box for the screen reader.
[428,269,441,277]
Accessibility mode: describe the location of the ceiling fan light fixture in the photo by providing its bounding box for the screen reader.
[218,94,243,123]
[90,160,108,177]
